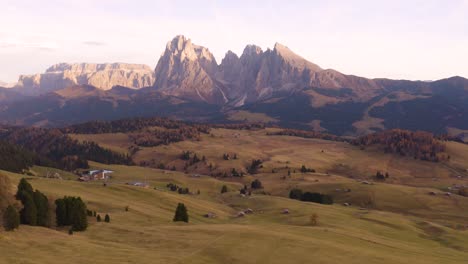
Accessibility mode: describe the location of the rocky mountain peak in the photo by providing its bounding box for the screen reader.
[15,63,155,95]
[153,36,223,103]
[241,45,263,57]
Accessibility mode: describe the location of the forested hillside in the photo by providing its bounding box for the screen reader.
[0,127,133,171]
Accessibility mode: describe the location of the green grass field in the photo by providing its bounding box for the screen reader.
[3,128,468,263]
[1,161,468,264]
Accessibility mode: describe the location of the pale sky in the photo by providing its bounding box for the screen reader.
[0,0,467,82]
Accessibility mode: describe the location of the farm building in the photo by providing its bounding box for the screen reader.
[79,169,114,182]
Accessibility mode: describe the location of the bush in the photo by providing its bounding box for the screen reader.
[3,205,20,231]
[289,188,303,200]
[247,159,263,174]
[173,203,188,222]
[289,188,333,205]
[251,179,263,189]
[310,213,319,226]
[221,185,228,193]
[300,165,315,173]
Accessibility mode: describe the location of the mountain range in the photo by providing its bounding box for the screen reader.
[1,35,467,136]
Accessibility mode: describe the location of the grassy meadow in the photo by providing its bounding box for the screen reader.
[1,127,468,263]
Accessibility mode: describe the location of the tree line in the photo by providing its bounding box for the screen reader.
[352,129,449,162]
[62,117,211,134]
[0,126,133,171]
[267,129,344,142]
[289,188,334,204]
[0,140,36,173]
[130,127,204,147]
[3,178,88,232]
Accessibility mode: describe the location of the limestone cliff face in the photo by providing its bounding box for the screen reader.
[153,35,227,104]
[16,63,155,95]
[153,35,383,105]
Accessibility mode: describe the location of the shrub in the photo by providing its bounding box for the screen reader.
[300,165,315,173]
[247,159,263,174]
[221,185,228,193]
[289,188,303,200]
[289,188,333,205]
[251,179,263,189]
[310,213,319,226]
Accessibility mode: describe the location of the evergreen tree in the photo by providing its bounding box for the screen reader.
[104,214,110,223]
[221,185,228,193]
[173,203,189,222]
[289,188,303,200]
[251,179,263,189]
[3,205,20,231]
[20,192,37,225]
[33,190,49,227]
[70,197,87,231]
[97,214,102,222]
[231,168,240,177]
[55,198,66,226]
[55,196,88,231]
[16,178,33,201]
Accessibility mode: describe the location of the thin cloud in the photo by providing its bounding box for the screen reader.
[82,41,107,46]
[0,39,59,51]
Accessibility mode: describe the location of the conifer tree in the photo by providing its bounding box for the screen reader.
[70,197,87,231]
[173,203,188,222]
[97,214,102,222]
[33,190,49,227]
[3,205,20,231]
[20,192,37,225]
[55,198,66,226]
[16,178,33,200]
[221,185,228,193]
[104,214,110,223]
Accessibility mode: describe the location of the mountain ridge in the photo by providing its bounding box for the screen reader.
[14,62,155,95]
[1,35,467,136]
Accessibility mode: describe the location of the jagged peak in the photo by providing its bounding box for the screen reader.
[45,63,153,73]
[242,45,263,57]
[222,50,239,61]
[166,35,191,52]
[272,42,322,71]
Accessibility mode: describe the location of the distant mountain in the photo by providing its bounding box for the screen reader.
[0,87,27,103]
[14,63,155,95]
[1,35,467,137]
[153,36,382,106]
[0,85,221,127]
[0,81,16,88]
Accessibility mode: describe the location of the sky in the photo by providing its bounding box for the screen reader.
[0,0,467,82]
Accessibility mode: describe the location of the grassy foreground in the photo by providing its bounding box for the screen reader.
[1,163,468,264]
